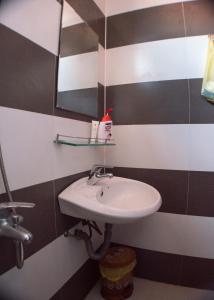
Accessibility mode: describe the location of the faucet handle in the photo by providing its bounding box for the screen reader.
[91,164,114,172]
[0,202,35,210]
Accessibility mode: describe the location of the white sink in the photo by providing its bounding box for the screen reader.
[58,176,162,224]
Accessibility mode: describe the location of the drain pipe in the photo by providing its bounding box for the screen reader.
[70,223,113,260]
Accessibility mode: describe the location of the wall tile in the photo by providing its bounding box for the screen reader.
[189,78,214,123]
[106,125,189,171]
[184,0,214,37]
[107,80,189,125]
[113,212,214,259]
[188,171,214,217]
[0,107,54,193]
[181,256,214,290]
[134,247,182,285]
[106,36,207,86]
[184,35,208,80]
[107,3,185,48]
[189,125,214,172]
[0,25,56,115]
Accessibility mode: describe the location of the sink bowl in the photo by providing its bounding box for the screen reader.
[58,176,161,224]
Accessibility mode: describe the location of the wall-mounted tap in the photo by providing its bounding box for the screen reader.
[88,164,114,185]
[0,202,34,244]
[0,144,35,269]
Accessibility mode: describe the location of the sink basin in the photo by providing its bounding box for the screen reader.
[58,176,161,224]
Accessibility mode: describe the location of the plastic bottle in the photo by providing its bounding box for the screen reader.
[98,108,113,143]
[90,120,99,143]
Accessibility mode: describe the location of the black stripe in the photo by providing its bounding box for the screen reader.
[115,244,214,290]
[66,0,105,47]
[60,23,98,57]
[184,0,214,37]
[107,80,189,125]
[107,0,214,49]
[57,87,98,118]
[51,259,99,300]
[0,171,89,275]
[189,78,214,124]
[188,171,214,217]
[181,255,214,290]
[134,247,182,285]
[107,3,185,49]
[0,24,56,116]
[107,79,214,125]
[55,83,104,121]
[113,167,214,217]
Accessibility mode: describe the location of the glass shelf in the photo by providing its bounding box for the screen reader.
[54,134,116,147]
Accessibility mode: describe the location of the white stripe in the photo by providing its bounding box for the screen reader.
[106,124,214,172]
[107,125,189,171]
[58,52,98,91]
[0,0,61,55]
[113,212,214,259]
[106,36,208,86]
[106,0,197,17]
[0,223,103,300]
[62,1,83,28]
[0,107,103,194]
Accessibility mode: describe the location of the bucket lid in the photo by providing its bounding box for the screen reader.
[100,247,136,268]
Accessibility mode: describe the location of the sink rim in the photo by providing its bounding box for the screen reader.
[58,176,162,224]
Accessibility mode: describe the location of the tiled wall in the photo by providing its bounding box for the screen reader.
[2,0,214,298]
[0,0,105,299]
[105,0,214,291]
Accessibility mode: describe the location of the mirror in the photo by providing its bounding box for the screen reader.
[56,1,99,118]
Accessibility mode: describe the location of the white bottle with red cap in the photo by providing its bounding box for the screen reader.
[98,108,113,143]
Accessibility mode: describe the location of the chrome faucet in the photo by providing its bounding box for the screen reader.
[88,164,114,185]
[0,202,34,243]
[0,144,35,268]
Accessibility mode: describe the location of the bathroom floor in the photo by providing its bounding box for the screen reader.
[85,278,214,300]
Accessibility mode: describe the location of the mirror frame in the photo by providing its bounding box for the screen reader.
[54,0,105,122]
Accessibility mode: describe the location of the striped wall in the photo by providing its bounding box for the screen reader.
[2,0,214,298]
[0,0,105,299]
[105,0,214,292]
